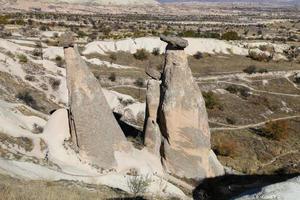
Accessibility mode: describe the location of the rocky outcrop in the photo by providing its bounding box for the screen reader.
[144,35,224,180]
[63,37,131,169]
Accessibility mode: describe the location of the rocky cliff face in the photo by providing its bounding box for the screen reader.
[64,41,131,170]
[144,35,224,180]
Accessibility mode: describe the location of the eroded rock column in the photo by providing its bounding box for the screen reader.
[62,33,131,169]
[144,35,224,180]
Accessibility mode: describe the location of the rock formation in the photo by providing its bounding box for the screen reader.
[144,35,224,180]
[63,33,131,169]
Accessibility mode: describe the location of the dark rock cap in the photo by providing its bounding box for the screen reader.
[160,34,188,50]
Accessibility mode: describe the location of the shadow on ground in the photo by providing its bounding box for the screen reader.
[193,173,300,200]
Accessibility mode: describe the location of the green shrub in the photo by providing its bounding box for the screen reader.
[226,85,251,98]
[0,15,9,25]
[17,54,28,63]
[49,78,61,90]
[152,48,160,56]
[203,91,221,110]
[77,30,87,38]
[127,174,152,196]
[243,65,257,74]
[109,53,117,61]
[221,31,240,40]
[193,51,203,59]
[108,72,116,82]
[55,56,64,68]
[134,78,144,87]
[16,91,38,109]
[133,49,148,60]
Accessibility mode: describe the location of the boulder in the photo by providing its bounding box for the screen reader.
[248,48,272,62]
[64,45,131,169]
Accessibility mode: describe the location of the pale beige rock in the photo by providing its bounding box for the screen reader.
[144,79,162,156]
[64,45,131,169]
[158,49,224,180]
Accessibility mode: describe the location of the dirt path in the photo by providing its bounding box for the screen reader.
[211,115,300,131]
[259,150,299,168]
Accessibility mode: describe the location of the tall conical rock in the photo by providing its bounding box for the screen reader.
[144,35,224,180]
[63,33,131,169]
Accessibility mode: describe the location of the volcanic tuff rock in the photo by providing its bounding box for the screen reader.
[160,34,189,50]
[144,79,162,156]
[144,35,224,180]
[64,42,131,169]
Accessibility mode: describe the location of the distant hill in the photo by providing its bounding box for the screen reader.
[159,0,298,4]
[45,0,159,5]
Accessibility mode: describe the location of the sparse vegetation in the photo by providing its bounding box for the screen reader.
[203,91,222,110]
[152,48,160,56]
[243,65,257,74]
[193,51,203,60]
[127,174,152,197]
[226,85,251,98]
[55,56,64,68]
[221,31,240,40]
[213,139,238,157]
[261,120,289,141]
[134,78,144,88]
[108,72,116,82]
[32,123,44,134]
[49,78,61,90]
[133,49,148,60]
[17,54,28,63]
[16,91,38,110]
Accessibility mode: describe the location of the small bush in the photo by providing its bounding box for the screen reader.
[32,48,42,57]
[16,91,38,109]
[213,139,238,157]
[127,174,152,196]
[109,53,117,61]
[193,51,203,60]
[134,78,144,88]
[55,56,64,68]
[49,78,61,90]
[17,54,28,63]
[32,123,44,134]
[226,85,251,98]
[261,120,289,141]
[221,31,240,40]
[25,75,37,82]
[243,65,257,74]
[203,91,221,110]
[258,68,268,73]
[152,48,160,56]
[133,49,148,60]
[108,72,116,82]
[226,117,237,125]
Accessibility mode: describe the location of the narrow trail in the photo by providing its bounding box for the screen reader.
[211,115,300,131]
[259,150,300,168]
[218,80,300,97]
